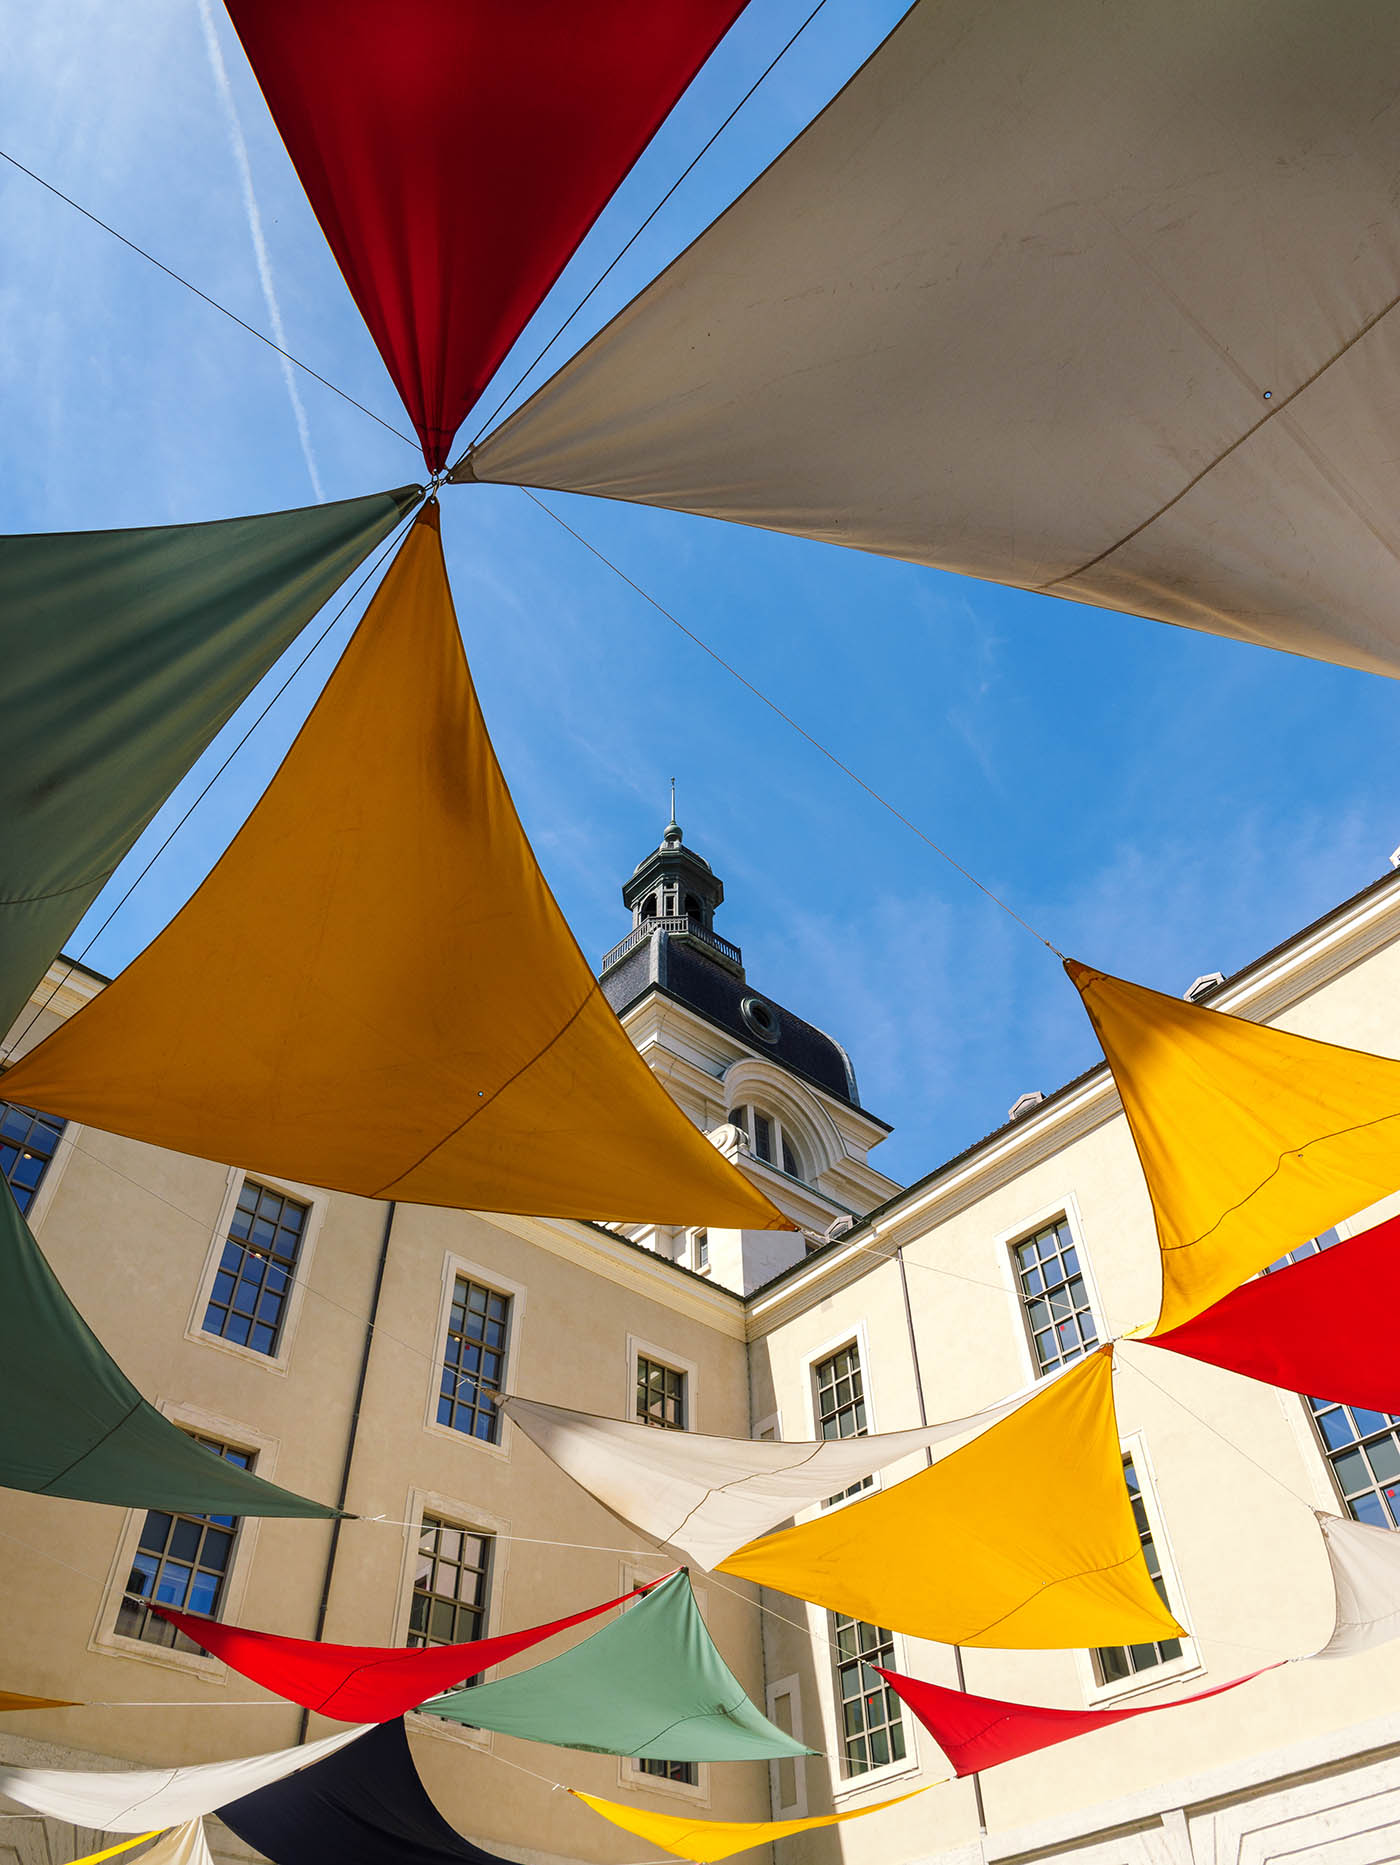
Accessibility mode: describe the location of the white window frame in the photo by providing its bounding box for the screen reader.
[185,1167,327,1376]
[616,1557,710,1804]
[804,1319,889,1517]
[816,1599,922,1797]
[627,1334,699,1432]
[424,1252,527,1462]
[11,1111,81,1235]
[689,1228,711,1275]
[766,1674,807,1817]
[88,1400,278,1678]
[996,1193,1110,1385]
[1074,1429,1203,1706]
[396,1483,512,1753]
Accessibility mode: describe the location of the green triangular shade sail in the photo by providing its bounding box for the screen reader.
[0,485,420,1036]
[423,1569,811,1760]
[0,1184,337,1515]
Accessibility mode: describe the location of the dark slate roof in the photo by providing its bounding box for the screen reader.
[601,928,886,1123]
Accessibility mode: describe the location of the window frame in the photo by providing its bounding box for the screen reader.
[802,1321,888,1517]
[813,1595,921,1798]
[396,1484,512,1753]
[89,1401,277,1678]
[1075,1431,1202,1706]
[626,1334,699,1433]
[0,1102,78,1232]
[424,1254,526,1462]
[726,1104,807,1184]
[996,1196,1109,1385]
[185,1167,325,1375]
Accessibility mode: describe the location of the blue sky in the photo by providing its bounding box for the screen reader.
[6,0,1400,1188]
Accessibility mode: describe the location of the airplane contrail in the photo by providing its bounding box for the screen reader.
[196,0,324,501]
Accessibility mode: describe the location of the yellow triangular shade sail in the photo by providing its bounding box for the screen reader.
[0,510,784,1230]
[718,1350,1182,1648]
[1068,960,1400,1331]
[65,1838,160,1865]
[571,1786,930,1862]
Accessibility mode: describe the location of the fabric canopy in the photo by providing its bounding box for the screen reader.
[718,1349,1184,1649]
[467,0,1400,680]
[224,1,746,470]
[0,486,419,1038]
[1147,1214,1400,1411]
[879,1666,1270,1776]
[1311,1513,1400,1659]
[0,1691,77,1711]
[1,510,784,1230]
[0,1726,365,1831]
[499,1382,1042,1570]
[1069,961,1400,1331]
[149,1578,654,1718]
[0,1184,335,1515]
[221,1720,510,1865]
[424,1569,811,1760]
[571,1786,930,1863]
[64,1837,160,1865]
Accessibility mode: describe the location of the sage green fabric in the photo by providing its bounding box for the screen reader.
[0,1184,337,1514]
[423,1570,812,1759]
[0,485,420,1035]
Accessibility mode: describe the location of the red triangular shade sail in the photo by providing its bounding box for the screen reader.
[224,1,747,469]
[1147,1215,1400,1414]
[150,1579,658,1720]
[878,1665,1273,1775]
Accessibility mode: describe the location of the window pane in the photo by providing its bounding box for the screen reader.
[202,1180,308,1358]
[438,1278,510,1442]
[1095,1455,1181,1683]
[637,1356,687,1430]
[120,1437,247,1647]
[1013,1219,1098,1376]
[831,1612,904,1776]
[0,1102,67,1215]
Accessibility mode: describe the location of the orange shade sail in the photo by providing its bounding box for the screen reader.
[1,510,786,1231]
[1068,960,1400,1330]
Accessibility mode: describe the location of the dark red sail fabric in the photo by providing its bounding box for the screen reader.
[152,1579,657,1720]
[1147,1213,1400,1412]
[878,1666,1272,1775]
[224,1,747,470]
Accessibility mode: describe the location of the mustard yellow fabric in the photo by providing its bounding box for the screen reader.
[64,1837,159,1865]
[1067,960,1400,1331]
[571,1786,930,1862]
[0,510,785,1231]
[0,1691,78,1711]
[719,1350,1182,1648]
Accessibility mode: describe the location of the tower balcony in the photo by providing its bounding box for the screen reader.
[601,914,743,977]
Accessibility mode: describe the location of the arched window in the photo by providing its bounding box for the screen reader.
[726,1105,806,1183]
[640,894,657,919]
[684,893,703,919]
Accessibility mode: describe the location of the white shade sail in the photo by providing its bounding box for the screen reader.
[1311,1513,1400,1659]
[0,1726,367,1831]
[468,0,1400,679]
[498,1382,1043,1570]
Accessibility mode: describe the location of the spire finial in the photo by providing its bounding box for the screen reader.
[669,776,677,826]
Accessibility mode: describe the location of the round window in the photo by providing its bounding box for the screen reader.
[740,995,781,1044]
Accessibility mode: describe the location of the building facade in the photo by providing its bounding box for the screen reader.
[2,824,1400,1865]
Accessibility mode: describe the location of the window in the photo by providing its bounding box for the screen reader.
[815,1343,872,1505]
[0,1102,66,1214]
[408,1517,492,1661]
[438,1277,510,1442]
[1093,1456,1183,1683]
[692,1230,709,1273]
[832,1614,905,1775]
[639,1758,698,1785]
[202,1180,307,1356]
[727,1105,805,1182]
[116,1437,250,1651]
[1013,1216,1098,1376]
[637,1356,686,1430]
[1263,1233,1400,1525]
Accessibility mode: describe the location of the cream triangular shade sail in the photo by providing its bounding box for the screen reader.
[499,1381,1042,1569]
[0,510,785,1230]
[466,0,1400,678]
[1310,1513,1400,1659]
[63,1828,212,1865]
[717,1349,1183,1648]
[1068,961,1400,1331]
[0,1728,366,1830]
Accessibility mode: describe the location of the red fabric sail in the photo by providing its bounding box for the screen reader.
[1147,1213,1400,1412]
[878,1666,1273,1775]
[151,1579,660,1720]
[224,1,747,471]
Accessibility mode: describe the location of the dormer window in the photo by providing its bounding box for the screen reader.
[727,1105,804,1182]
